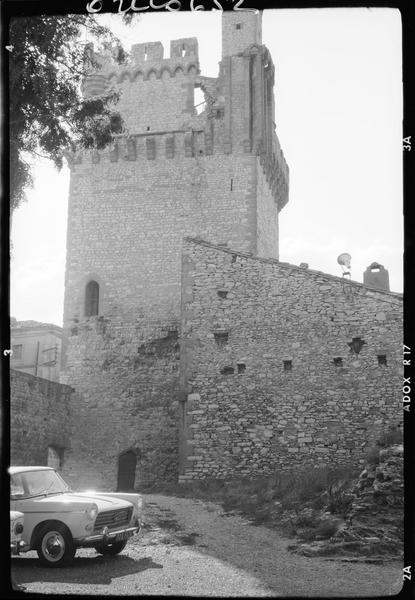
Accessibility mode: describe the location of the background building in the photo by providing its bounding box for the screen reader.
[11,319,62,382]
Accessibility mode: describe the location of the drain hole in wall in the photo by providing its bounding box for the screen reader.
[221,366,234,375]
[348,337,366,355]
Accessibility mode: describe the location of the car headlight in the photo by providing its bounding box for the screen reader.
[85,504,98,520]
[14,522,23,535]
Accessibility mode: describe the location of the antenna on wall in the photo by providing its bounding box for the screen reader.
[337,253,351,279]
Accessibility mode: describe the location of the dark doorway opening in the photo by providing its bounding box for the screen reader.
[116,450,137,492]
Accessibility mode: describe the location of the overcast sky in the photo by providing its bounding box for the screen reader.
[10,8,403,326]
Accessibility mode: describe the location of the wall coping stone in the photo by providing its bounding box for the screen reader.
[10,369,75,394]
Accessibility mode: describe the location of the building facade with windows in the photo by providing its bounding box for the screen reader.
[11,319,62,383]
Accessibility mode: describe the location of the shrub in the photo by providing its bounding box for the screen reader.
[314,520,338,539]
[324,480,354,517]
[377,426,402,448]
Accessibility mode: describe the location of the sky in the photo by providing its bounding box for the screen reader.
[10,8,403,326]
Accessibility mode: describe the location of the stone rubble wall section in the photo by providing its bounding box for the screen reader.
[10,370,73,466]
[349,444,403,519]
[179,239,403,480]
[106,65,199,136]
[60,319,180,492]
[63,153,261,334]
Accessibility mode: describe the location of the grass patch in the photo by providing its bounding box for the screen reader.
[143,466,358,531]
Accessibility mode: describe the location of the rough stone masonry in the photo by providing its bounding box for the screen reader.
[179,239,402,480]
[59,12,402,490]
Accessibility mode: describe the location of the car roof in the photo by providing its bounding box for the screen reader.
[9,466,54,474]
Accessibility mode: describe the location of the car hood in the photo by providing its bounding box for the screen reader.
[23,493,133,512]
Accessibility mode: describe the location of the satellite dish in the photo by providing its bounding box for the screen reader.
[337,253,351,267]
[337,253,351,278]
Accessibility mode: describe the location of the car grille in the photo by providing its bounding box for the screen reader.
[93,507,132,532]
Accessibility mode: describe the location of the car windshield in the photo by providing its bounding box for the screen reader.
[10,469,71,499]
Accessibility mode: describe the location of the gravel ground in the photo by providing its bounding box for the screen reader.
[11,493,403,596]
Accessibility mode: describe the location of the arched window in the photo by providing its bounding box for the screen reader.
[85,280,99,317]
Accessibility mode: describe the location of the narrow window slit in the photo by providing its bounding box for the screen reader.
[214,331,229,348]
[85,281,99,317]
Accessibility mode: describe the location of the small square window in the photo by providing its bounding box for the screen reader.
[235,23,242,30]
[214,331,229,348]
[377,355,387,366]
[283,360,292,371]
[12,344,23,360]
[333,357,343,367]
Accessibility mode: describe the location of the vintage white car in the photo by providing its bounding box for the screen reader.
[10,466,143,567]
[10,510,25,555]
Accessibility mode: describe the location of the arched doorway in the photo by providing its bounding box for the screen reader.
[116,450,137,492]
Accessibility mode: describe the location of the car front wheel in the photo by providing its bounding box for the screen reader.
[94,540,128,556]
[37,524,75,567]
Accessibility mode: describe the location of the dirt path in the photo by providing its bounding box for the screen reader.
[11,494,403,596]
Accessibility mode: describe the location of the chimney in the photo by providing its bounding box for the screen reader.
[363,262,390,292]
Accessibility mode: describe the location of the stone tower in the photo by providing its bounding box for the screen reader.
[60,12,289,490]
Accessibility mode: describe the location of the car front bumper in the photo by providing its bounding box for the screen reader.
[11,540,26,555]
[75,524,140,547]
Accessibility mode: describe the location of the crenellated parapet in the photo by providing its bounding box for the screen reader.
[255,131,289,211]
[258,142,289,212]
[78,14,288,214]
[66,127,215,167]
[83,37,200,96]
[82,37,201,136]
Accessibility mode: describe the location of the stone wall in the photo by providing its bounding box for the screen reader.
[179,239,403,480]
[60,319,180,492]
[10,370,73,467]
[256,160,279,259]
[63,152,261,334]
